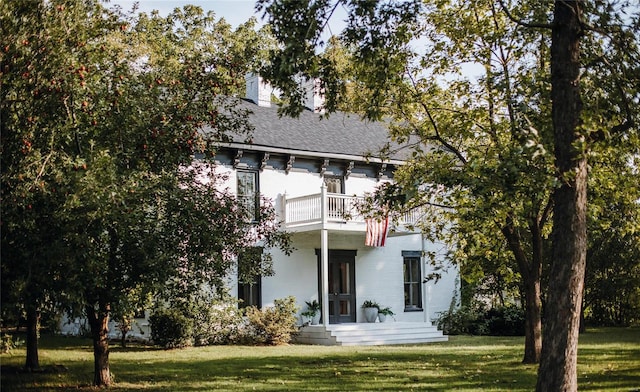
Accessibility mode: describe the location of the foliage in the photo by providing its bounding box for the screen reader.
[361,300,379,309]
[302,300,321,317]
[203,301,248,345]
[584,229,640,327]
[378,307,394,316]
[244,296,299,345]
[150,295,302,347]
[437,304,489,336]
[257,0,639,376]
[485,306,526,336]
[1,0,285,385]
[1,334,24,354]
[437,302,524,336]
[584,147,640,327]
[149,308,193,349]
[111,286,150,347]
[168,290,246,346]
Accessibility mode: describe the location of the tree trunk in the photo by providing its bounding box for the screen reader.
[522,277,542,364]
[501,219,542,364]
[24,307,40,371]
[536,2,587,391]
[86,304,112,387]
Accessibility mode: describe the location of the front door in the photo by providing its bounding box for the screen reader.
[317,250,356,324]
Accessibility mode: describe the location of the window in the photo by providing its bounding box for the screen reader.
[237,170,259,221]
[238,279,261,309]
[238,248,263,308]
[324,176,343,194]
[324,176,346,219]
[403,251,423,311]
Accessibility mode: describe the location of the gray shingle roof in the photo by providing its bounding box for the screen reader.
[232,99,407,161]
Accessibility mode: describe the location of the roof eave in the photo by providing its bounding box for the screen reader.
[216,142,405,165]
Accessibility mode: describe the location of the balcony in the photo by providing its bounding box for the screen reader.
[281,190,421,234]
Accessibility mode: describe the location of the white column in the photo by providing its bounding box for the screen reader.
[280,191,287,223]
[320,184,330,326]
[426,285,432,326]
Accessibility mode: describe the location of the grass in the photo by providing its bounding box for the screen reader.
[1,327,639,391]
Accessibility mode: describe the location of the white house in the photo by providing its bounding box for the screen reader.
[59,75,459,345]
[213,75,458,345]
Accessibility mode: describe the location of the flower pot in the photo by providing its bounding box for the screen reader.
[378,313,387,322]
[311,314,321,325]
[363,307,378,323]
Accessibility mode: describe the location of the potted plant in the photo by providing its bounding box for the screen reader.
[303,300,321,325]
[300,310,313,326]
[377,307,395,322]
[361,300,380,323]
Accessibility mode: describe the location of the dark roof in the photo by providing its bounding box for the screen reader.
[229,99,409,162]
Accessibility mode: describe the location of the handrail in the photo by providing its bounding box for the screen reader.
[283,192,420,228]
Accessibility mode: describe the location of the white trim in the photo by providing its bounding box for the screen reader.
[217,142,405,166]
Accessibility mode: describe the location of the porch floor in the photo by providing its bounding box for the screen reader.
[294,322,448,346]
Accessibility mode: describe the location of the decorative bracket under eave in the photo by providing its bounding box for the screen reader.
[260,152,270,171]
[320,158,330,177]
[233,149,243,169]
[285,155,295,174]
[377,163,387,181]
[345,161,354,179]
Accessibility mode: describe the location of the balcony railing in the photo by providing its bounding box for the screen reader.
[284,193,364,226]
[282,190,421,231]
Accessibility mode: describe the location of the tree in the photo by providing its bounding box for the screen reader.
[259,0,554,364]
[257,0,639,389]
[1,0,93,370]
[2,0,287,386]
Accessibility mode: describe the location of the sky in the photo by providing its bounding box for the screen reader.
[104,1,261,26]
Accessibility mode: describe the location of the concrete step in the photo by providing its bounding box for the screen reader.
[295,322,448,346]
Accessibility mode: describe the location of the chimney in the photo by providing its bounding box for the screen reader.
[245,73,272,107]
[302,78,325,113]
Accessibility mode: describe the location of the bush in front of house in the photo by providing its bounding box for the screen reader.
[177,291,246,346]
[150,295,301,348]
[193,299,246,346]
[485,305,526,336]
[437,303,525,336]
[436,304,489,335]
[244,296,299,345]
[149,308,193,349]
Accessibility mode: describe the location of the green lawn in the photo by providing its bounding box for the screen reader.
[1,328,638,391]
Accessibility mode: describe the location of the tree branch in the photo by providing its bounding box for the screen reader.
[540,194,553,228]
[498,0,553,30]
[585,55,636,141]
[405,70,468,164]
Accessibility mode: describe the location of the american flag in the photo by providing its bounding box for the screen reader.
[365,216,389,247]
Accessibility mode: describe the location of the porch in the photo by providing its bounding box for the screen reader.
[295,322,448,346]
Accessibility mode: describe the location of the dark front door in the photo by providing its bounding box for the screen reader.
[317,249,356,324]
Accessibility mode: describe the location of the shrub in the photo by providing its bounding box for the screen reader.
[437,303,525,336]
[485,305,525,336]
[244,296,299,345]
[194,300,246,346]
[437,305,489,335]
[149,308,193,349]
[1,334,23,354]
